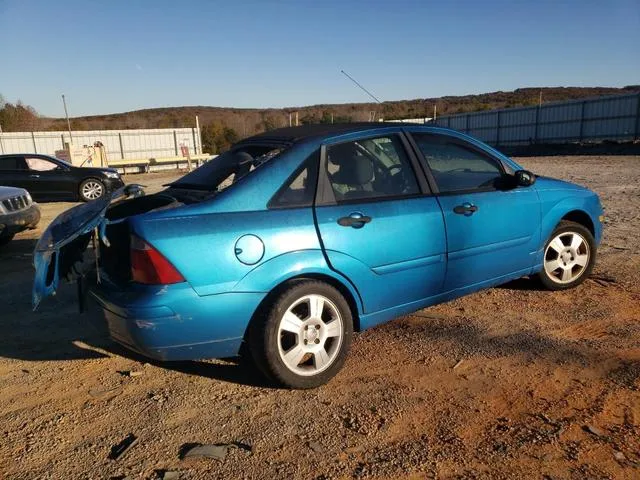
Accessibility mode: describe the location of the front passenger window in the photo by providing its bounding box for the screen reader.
[26,157,58,171]
[412,134,503,193]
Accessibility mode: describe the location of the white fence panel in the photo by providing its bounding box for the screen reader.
[0,127,200,160]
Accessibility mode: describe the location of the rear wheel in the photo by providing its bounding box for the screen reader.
[248,280,353,389]
[538,220,596,290]
[79,178,105,201]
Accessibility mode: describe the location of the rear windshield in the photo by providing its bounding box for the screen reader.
[169,144,287,192]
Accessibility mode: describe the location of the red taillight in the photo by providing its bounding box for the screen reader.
[130,235,185,285]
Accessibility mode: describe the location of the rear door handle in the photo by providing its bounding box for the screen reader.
[338,212,372,228]
[453,203,478,216]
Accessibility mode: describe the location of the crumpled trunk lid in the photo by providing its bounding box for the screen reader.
[32,185,146,310]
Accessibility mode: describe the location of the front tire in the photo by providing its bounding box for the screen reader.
[248,280,353,389]
[538,220,596,290]
[79,178,105,202]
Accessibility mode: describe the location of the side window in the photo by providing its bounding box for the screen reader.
[269,151,319,208]
[26,157,58,171]
[0,156,28,170]
[326,135,420,202]
[412,134,504,193]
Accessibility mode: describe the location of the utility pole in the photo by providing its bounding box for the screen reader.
[0,124,4,154]
[295,111,299,126]
[62,94,73,143]
[433,104,437,120]
[195,115,201,155]
[289,112,292,127]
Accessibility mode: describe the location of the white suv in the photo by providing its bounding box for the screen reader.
[0,186,40,245]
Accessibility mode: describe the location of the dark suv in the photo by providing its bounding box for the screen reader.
[0,154,124,202]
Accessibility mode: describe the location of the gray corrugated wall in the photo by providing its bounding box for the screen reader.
[432,92,640,146]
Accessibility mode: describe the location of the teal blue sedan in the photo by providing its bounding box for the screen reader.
[33,124,603,388]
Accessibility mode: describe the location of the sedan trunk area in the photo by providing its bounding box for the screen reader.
[32,187,187,308]
[99,194,181,284]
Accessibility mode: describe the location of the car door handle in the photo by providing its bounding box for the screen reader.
[29,174,40,178]
[453,203,478,215]
[337,212,372,228]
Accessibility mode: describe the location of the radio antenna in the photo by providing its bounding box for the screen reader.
[340,70,382,104]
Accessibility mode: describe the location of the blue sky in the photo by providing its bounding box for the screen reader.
[1,0,638,117]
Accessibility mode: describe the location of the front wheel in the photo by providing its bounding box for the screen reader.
[538,220,596,290]
[79,178,105,202]
[248,280,353,389]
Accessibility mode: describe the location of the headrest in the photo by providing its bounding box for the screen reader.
[331,155,374,186]
[328,143,359,166]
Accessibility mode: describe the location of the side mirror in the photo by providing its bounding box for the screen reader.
[514,169,536,187]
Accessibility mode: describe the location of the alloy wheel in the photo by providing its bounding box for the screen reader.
[544,231,590,284]
[82,181,104,200]
[277,294,344,376]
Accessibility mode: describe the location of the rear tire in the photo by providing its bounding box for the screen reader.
[538,220,596,290]
[79,178,105,202]
[248,280,353,389]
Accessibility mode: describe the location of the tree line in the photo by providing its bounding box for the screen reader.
[2,86,638,153]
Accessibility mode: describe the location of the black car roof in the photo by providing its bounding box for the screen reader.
[242,122,426,144]
[0,153,59,158]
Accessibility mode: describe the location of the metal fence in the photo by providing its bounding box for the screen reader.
[0,127,202,160]
[431,92,640,146]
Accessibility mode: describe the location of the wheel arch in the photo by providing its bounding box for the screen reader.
[561,209,595,236]
[540,196,600,247]
[245,273,363,337]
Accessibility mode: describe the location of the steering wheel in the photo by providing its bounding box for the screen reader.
[380,164,408,192]
[385,164,403,175]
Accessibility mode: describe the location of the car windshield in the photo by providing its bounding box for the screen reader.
[168,144,287,192]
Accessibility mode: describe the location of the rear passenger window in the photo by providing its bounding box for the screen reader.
[326,135,420,203]
[0,156,28,170]
[269,151,319,208]
[412,134,504,193]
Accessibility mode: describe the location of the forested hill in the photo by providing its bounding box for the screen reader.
[2,85,638,153]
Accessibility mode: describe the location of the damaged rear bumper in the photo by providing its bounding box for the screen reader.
[89,276,266,361]
[0,203,40,238]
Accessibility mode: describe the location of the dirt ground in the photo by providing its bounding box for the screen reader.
[1,156,639,480]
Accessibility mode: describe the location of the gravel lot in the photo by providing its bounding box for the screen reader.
[1,156,639,479]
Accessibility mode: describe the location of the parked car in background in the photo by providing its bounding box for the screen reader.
[0,154,124,202]
[33,124,603,388]
[0,186,40,245]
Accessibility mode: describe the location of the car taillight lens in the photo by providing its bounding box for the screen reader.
[130,235,185,285]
